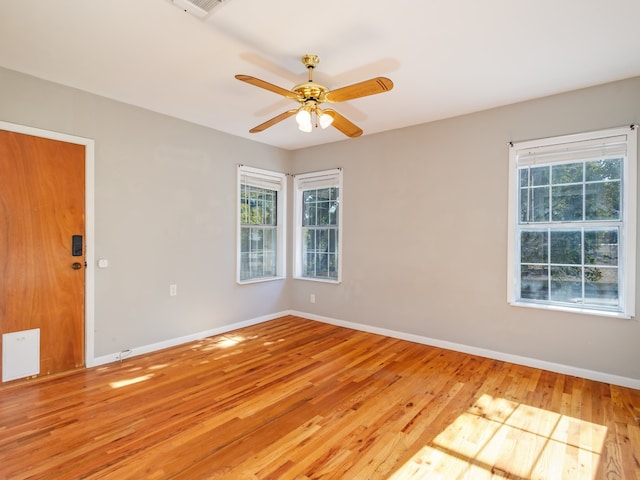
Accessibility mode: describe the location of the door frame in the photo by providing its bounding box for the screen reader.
[0,121,96,368]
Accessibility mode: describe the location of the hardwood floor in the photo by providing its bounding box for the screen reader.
[1,315,639,479]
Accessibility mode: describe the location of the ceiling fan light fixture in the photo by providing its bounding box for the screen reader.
[295,106,312,128]
[317,109,333,129]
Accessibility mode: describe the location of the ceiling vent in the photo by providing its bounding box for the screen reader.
[172,0,228,18]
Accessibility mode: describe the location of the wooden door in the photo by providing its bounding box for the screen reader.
[0,130,85,377]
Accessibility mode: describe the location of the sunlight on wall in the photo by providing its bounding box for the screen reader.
[389,394,607,480]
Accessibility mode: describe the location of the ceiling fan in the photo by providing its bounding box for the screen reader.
[235,54,394,138]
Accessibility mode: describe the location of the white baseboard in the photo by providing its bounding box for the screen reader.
[290,310,640,390]
[87,311,290,368]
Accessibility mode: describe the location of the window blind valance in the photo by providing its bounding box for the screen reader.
[512,126,637,167]
[516,135,628,167]
[294,168,341,190]
[239,165,286,191]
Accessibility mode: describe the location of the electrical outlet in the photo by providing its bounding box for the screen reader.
[310,293,316,304]
[170,284,178,296]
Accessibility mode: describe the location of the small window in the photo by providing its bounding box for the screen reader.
[237,165,286,283]
[293,169,343,283]
[508,126,637,317]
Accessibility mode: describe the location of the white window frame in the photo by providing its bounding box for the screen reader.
[237,165,287,284]
[293,168,343,283]
[507,125,637,318]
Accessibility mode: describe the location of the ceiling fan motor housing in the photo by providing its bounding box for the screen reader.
[293,83,328,104]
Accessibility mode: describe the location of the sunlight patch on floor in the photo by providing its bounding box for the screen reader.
[389,393,606,480]
[109,374,154,389]
[198,335,246,351]
[148,363,168,370]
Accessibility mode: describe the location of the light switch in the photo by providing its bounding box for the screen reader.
[98,259,109,268]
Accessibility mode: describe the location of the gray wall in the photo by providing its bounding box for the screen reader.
[2,66,639,381]
[290,76,640,380]
[0,67,291,357]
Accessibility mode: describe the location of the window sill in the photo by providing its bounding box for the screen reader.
[508,300,633,319]
[293,276,341,285]
[237,276,285,285]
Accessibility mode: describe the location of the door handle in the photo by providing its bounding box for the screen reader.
[71,262,83,270]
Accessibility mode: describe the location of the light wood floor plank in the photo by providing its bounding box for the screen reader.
[0,315,639,479]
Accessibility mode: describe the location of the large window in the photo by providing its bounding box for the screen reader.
[508,126,637,317]
[293,169,343,283]
[237,165,286,283]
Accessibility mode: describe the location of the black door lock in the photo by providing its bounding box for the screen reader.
[72,235,83,256]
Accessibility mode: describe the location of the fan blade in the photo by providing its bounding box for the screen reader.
[324,110,363,138]
[235,75,299,100]
[249,110,297,133]
[324,77,393,103]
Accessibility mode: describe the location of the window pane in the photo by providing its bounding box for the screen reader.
[250,228,263,250]
[262,230,276,276]
[585,158,621,182]
[552,184,583,221]
[263,227,275,251]
[317,188,330,201]
[317,201,330,225]
[331,200,339,225]
[304,228,315,250]
[552,163,583,184]
[520,169,529,188]
[521,230,547,264]
[304,200,316,226]
[531,166,549,186]
[303,252,313,276]
[328,253,338,279]
[585,181,620,220]
[317,229,328,252]
[240,187,249,224]
[585,267,619,307]
[241,186,277,227]
[251,252,264,277]
[240,252,250,280]
[304,190,317,203]
[531,187,550,222]
[329,229,336,252]
[241,227,249,252]
[264,192,276,225]
[315,253,328,277]
[550,266,582,303]
[550,230,581,264]
[584,229,618,266]
[519,187,529,222]
[521,265,548,300]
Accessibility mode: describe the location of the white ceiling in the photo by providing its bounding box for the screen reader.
[1,0,640,151]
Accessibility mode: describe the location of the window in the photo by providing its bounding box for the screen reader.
[508,126,637,317]
[237,165,286,283]
[293,169,343,282]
